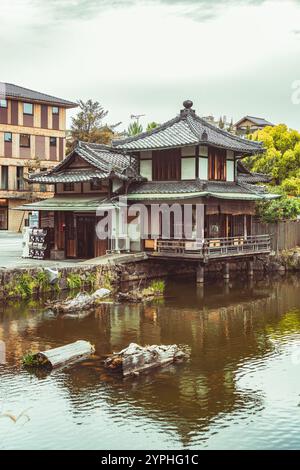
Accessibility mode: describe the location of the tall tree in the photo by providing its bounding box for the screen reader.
[69,100,115,150]
[128,121,143,136]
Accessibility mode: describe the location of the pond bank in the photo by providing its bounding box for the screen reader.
[0,249,299,301]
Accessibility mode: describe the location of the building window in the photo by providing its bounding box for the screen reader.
[4,132,12,142]
[181,158,195,180]
[52,106,59,114]
[23,102,33,115]
[90,179,102,191]
[50,137,57,147]
[16,166,24,191]
[20,134,30,148]
[1,166,8,190]
[208,150,226,181]
[63,182,74,192]
[0,99,7,108]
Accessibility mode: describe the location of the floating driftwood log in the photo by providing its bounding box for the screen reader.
[104,342,189,376]
[47,288,111,314]
[23,340,95,369]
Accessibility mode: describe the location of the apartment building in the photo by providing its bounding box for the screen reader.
[0,83,76,231]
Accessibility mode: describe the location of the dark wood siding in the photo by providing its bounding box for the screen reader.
[208,147,226,181]
[152,148,181,181]
[11,100,18,125]
[41,105,48,128]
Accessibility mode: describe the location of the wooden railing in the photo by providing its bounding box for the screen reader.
[154,234,271,259]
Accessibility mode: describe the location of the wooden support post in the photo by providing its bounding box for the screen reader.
[247,259,254,277]
[196,263,204,284]
[223,262,230,281]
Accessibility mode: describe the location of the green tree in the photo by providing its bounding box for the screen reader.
[245,124,300,185]
[69,100,115,151]
[281,176,300,197]
[218,116,224,129]
[128,121,143,136]
[256,196,300,223]
[146,122,159,132]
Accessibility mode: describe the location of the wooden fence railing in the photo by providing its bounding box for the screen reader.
[252,219,300,252]
[155,235,271,259]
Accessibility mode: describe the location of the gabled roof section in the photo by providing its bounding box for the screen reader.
[0,82,77,108]
[28,141,141,184]
[235,115,274,128]
[237,160,271,184]
[113,100,264,155]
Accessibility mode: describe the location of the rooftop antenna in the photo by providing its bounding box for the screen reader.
[130,113,145,125]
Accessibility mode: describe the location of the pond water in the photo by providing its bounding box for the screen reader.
[1,274,300,450]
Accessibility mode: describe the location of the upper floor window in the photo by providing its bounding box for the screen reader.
[50,137,57,146]
[63,182,74,192]
[0,165,8,190]
[16,166,24,191]
[208,150,226,181]
[20,134,30,148]
[4,132,12,143]
[23,102,33,115]
[0,99,7,108]
[52,106,59,114]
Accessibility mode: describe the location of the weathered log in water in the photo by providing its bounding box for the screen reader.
[47,288,111,314]
[104,342,189,376]
[117,290,163,303]
[25,340,95,369]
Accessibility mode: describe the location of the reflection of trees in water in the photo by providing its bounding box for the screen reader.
[1,276,300,445]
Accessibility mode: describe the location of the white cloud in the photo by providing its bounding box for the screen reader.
[1,0,300,129]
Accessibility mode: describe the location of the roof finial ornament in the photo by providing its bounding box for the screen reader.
[181,99,195,117]
[183,100,193,109]
[201,130,208,141]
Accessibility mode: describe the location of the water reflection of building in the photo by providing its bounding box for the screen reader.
[1,277,300,446]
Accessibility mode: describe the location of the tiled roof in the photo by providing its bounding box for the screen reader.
[235,115,274,127]
[114,101,263,154]
[29,169,108,184]
[237,160,271,184]
[127,179,262,196]
[17,196,107,212]
[237,173,271,184]
[0,82,77,108]
[28,141,141,184]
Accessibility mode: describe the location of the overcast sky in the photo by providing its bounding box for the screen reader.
[1,0,300,130]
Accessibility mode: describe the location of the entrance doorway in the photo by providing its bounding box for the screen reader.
[76,216,96,259]
[0,205,8,230]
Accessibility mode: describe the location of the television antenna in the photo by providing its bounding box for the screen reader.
[130,113,145,124]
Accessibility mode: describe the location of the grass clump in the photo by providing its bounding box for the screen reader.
[149,279,165,294]
[66,273,82,290]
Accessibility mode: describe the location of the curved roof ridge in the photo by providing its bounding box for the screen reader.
[192,113,262,148]
[113,115,182,147]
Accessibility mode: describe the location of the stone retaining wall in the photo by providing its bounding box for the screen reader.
[1,250,299,301]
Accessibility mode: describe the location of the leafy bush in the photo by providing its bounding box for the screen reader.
[256,196,300,222]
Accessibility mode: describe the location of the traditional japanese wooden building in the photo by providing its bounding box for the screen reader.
[21,100,278,275]
[113,100,276,263]
[19,141,142,259]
